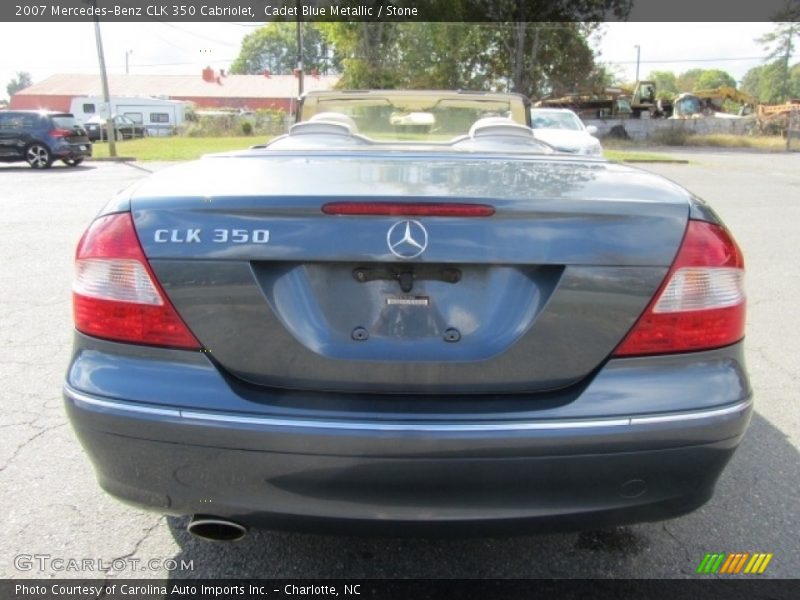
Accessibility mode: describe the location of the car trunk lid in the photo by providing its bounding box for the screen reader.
[130,153,689,393]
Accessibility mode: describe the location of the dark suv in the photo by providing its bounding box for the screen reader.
[0,110,91,168]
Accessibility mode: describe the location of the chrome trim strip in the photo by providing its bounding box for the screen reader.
[65,386,181,417]
[178,410,630,431]
[65,385,751,433]
[630,401,751,425]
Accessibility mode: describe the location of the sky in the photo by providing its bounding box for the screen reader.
[0,21,787,101]
[596,22,778,84]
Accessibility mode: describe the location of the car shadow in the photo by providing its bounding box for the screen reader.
[164,412,797,578]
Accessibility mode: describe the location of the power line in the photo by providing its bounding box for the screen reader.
[113,59,237,68]
[148,24,197,53]
[603,56,780,65]
[157,22,240,47]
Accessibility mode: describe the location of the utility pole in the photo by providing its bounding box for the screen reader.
[125,49,133,75]
[634,44,641,83]
[296,17,304,98]
[87,0,116,156]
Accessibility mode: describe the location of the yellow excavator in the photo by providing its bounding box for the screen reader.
[672,87,758,118]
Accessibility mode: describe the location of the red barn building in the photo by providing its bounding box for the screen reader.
[9,68,339,112]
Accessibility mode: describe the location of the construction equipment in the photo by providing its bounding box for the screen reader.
[758,100,800,121]
[672,87,758,119]
[535,81,671,119]
[757,100,800,139]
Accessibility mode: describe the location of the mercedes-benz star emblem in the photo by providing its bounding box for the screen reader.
[387,220,428,259]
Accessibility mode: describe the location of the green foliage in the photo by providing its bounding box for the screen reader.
[755,16,799,102]
[317,22,403,89]
[6,71,32,98]
[647,70,678,99]
[230,23,337,75]
[758,19,798,64]
[693,69,737,91]
[676,69,705,93]
[318,21,617,99]
[230,3,633,98]
[505,23,602,98]
[742,61,800,103]
[390,23,496,91]
[648,68,737,97]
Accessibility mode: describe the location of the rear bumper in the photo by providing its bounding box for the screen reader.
[53,140,92,159]
[64,337,752,533]
[66,390,748,533]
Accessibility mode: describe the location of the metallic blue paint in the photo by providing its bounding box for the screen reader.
[65,137,751,532]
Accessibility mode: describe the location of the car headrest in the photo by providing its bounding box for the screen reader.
[469,117,535,140]
[308,112,359,132]
[289,120,354,136]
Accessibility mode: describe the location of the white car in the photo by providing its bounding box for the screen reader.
[531,108,603,156]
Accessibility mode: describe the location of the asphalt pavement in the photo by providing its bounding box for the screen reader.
[0,151,797,580]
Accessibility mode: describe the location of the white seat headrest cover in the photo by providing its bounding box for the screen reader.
[308,112,359,132]
[469,117,534,139]
[289,120,353,136]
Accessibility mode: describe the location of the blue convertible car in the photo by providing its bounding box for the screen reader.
[65,91,750,541]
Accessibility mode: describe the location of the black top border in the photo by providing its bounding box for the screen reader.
[2,0,800,23]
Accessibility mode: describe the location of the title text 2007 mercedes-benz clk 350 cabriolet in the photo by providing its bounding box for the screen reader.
[64,91,750,541]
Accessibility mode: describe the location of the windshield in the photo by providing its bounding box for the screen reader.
[300,92,529,142]
[531,110,583,131]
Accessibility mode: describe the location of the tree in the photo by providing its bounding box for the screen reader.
[318,1,632,97]
[673,68,738,94]
[388,23,496,90]
[226,3,633,95]
[676,68,705,93]
[756,11,799,102]
[693,69,737,91]
[492,22,602,98]
[647,70,678,99]
[317,22,403,89]
[473,0,632,98]
[230,23,336,75]
[6,71,32,98]
[742,61,800,102]
[320,22,617,98]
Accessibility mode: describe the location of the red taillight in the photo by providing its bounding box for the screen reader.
[72,213,200,350]
[613,219,745,357]
[51,128,73,138]
[322,202,495,217]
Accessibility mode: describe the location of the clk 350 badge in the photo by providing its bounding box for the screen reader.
[153,229,270,243]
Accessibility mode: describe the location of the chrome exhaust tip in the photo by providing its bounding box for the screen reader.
[187,515,248,542]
